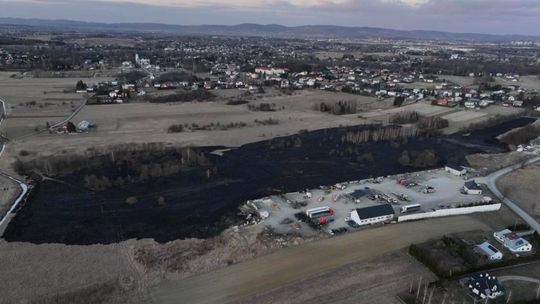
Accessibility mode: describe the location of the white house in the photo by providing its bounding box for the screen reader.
[476,241,503,260]
[463,180,483,195]
[494,229,532,253]
[255,67,286,76]
[445,165,467,176]
[350,204,395,226]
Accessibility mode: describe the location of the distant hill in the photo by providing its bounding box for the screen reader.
[0,17,538,42]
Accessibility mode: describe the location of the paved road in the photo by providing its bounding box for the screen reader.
[150,216,491,304]
[0,97,29,229]
[481,156,540,234]
[498,275,540,284]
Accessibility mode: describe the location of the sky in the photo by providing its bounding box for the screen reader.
[1,0,540,35]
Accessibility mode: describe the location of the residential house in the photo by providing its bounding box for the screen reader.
[461,273,504,300]
[476,241,503,260]
[494,229,533,253]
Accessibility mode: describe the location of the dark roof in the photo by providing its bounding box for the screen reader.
[465,273,503,299]
[446,164,464,171]
[350,189,368,199]
[355,204,395,219]
[464,180,481,190]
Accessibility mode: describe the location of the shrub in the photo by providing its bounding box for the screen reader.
[254,118,279,126]
[226,99,249,105]
[389,111,420,124]
[316,101,357,115]
[167,124,184,133]
[146,90,215,103]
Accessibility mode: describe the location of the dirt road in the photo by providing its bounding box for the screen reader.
[150,216,491,304]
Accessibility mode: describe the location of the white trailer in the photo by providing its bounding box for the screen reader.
[400,204,421,214]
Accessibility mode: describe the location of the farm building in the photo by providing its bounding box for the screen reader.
[494,229,532,253]
[444,165,467,176]
[463,180,483,195]
[350,204,395,226]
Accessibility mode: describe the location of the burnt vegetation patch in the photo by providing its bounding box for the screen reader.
[3,119,534,245]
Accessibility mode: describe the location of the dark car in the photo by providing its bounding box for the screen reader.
[346,220,360,228]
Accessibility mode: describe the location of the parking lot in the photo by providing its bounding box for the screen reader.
[250,168,486,237]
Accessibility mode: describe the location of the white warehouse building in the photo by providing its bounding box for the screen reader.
[350,204,395,226]
[445,165,467,176]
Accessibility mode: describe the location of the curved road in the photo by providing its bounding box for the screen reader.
[0,92,89,228]
[481,156,540,234]
[0,97,29,228]
[498,275,540,284]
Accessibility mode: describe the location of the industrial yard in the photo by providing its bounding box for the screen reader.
[244,167,497,238]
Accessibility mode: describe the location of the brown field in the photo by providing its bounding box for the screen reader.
[237,250,436,304]
[497,162,540,221]
[0,214,509,304]
[467,152,533,175]
[496,75,540,90]
[5,89,392,160]
[0,72,114,139]
[0,239,147,304]
[150,216,492,304]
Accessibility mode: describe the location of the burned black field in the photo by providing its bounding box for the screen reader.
[2,118,535,245]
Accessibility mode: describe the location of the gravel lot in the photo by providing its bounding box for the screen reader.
[254,168,484,236]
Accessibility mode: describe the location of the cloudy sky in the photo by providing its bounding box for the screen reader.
[1,0,540,35]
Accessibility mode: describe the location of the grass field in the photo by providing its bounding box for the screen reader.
[150,216,492,304]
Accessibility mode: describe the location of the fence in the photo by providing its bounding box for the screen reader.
[397,203,501,222]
